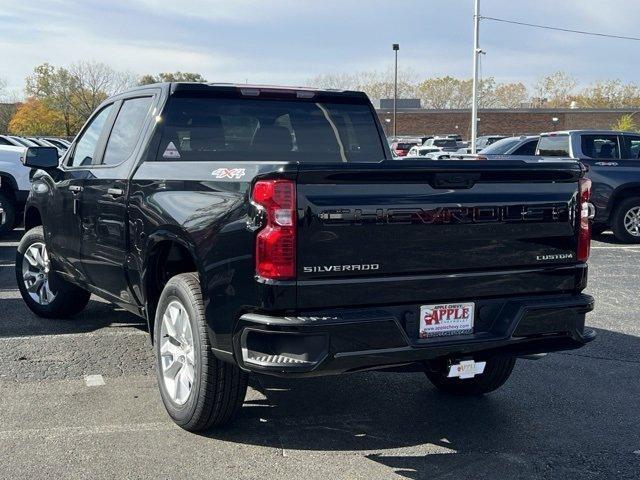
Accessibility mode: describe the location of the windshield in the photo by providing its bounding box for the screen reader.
[480,138,520,154]
[157,95,386,163]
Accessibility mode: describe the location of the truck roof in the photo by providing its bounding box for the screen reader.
[540,129,634,136]
[118,82,369,99]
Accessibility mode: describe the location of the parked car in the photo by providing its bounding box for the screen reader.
[456,135,507,154]
[0,135,24,147]
[26,137,64,156]
[390,140,419,157]
[42,137,70,150]
[453,136,539,160]
[537,130,640,242]
[0,145,31,234]
[476,135,507,151]
[17,82,594,432]
[407,137,459,157]
[7,136,39,148]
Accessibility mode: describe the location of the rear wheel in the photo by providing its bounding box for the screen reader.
[16,226,91,318]
[155,273,248,431]
[0,193,16,236]
[424,356,516,396]
[612,197,640,244]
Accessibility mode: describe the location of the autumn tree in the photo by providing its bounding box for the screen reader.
[573,80,640,108]
[8,98,66,136]
[139,72,207,85]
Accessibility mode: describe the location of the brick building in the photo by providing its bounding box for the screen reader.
[376,108,637,139]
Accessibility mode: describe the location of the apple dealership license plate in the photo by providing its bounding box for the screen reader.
[419,302,475,338]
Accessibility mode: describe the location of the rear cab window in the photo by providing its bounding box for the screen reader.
[537,135,571,157]
[154,91,386,163]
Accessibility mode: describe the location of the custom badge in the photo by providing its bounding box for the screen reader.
[162,142,181,159]
[211,168,246,179]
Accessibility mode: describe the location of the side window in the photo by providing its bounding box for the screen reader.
[580,134,620,159]
[102,97,153,166]
[623,135,640,160]
[68,105,113,167]
[512,139,538,156]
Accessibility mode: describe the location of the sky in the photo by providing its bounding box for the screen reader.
[0,0,639,97]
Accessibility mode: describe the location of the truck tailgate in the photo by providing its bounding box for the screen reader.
[296,161,583,301]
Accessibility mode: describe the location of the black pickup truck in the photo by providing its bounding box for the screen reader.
[17,83,595,432]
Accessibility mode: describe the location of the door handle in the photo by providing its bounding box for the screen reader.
[69,185,83,193]
[107,188,124,197]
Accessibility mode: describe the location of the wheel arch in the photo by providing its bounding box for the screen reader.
[24,205,43,231]
[142,229,201,340]
[608,183,640,221]
[0,173,18,200]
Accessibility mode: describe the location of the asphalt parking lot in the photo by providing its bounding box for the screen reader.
[0,230,638,480]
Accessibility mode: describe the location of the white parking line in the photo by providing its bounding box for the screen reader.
[0,422,176,440]
[84,374,105,387]
[591,245,640,250]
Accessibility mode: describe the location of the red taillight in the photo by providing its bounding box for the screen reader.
[577,177,592,262]
[252,179,296,280]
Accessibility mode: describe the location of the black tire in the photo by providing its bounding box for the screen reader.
[154,273,248,432]
[0,192,16,236]
[611,196,640,244]
[425,356,516,396]
[591,224,607,236]
[16,226,91,318]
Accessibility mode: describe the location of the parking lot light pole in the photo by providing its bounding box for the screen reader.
[393,43,399,139]
[471,0,480,154]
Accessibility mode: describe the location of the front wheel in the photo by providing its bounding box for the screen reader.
[154,273,248,431]
[424,356,516,396]
[16,226,91,318]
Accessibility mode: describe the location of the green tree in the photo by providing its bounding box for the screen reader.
[138,72,207,85]
[611,114,639,132]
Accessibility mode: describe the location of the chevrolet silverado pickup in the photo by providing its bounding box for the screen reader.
[17,83,595,432]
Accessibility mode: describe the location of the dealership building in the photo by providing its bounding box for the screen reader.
[375,105,638,139]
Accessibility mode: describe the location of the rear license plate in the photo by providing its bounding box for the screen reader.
[419,302,475,339]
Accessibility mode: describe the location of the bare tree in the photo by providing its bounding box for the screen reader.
[534,71,578,108]
[25,62,136,135]
[309,68,418,104]
[0,77,19,134]
[69,61,137,119]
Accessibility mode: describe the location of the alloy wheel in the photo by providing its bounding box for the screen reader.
[623,206,640,237]
[21,242,56,305]
[160,300,196,405]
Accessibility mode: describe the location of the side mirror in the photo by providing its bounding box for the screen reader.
[22,147,59,170]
